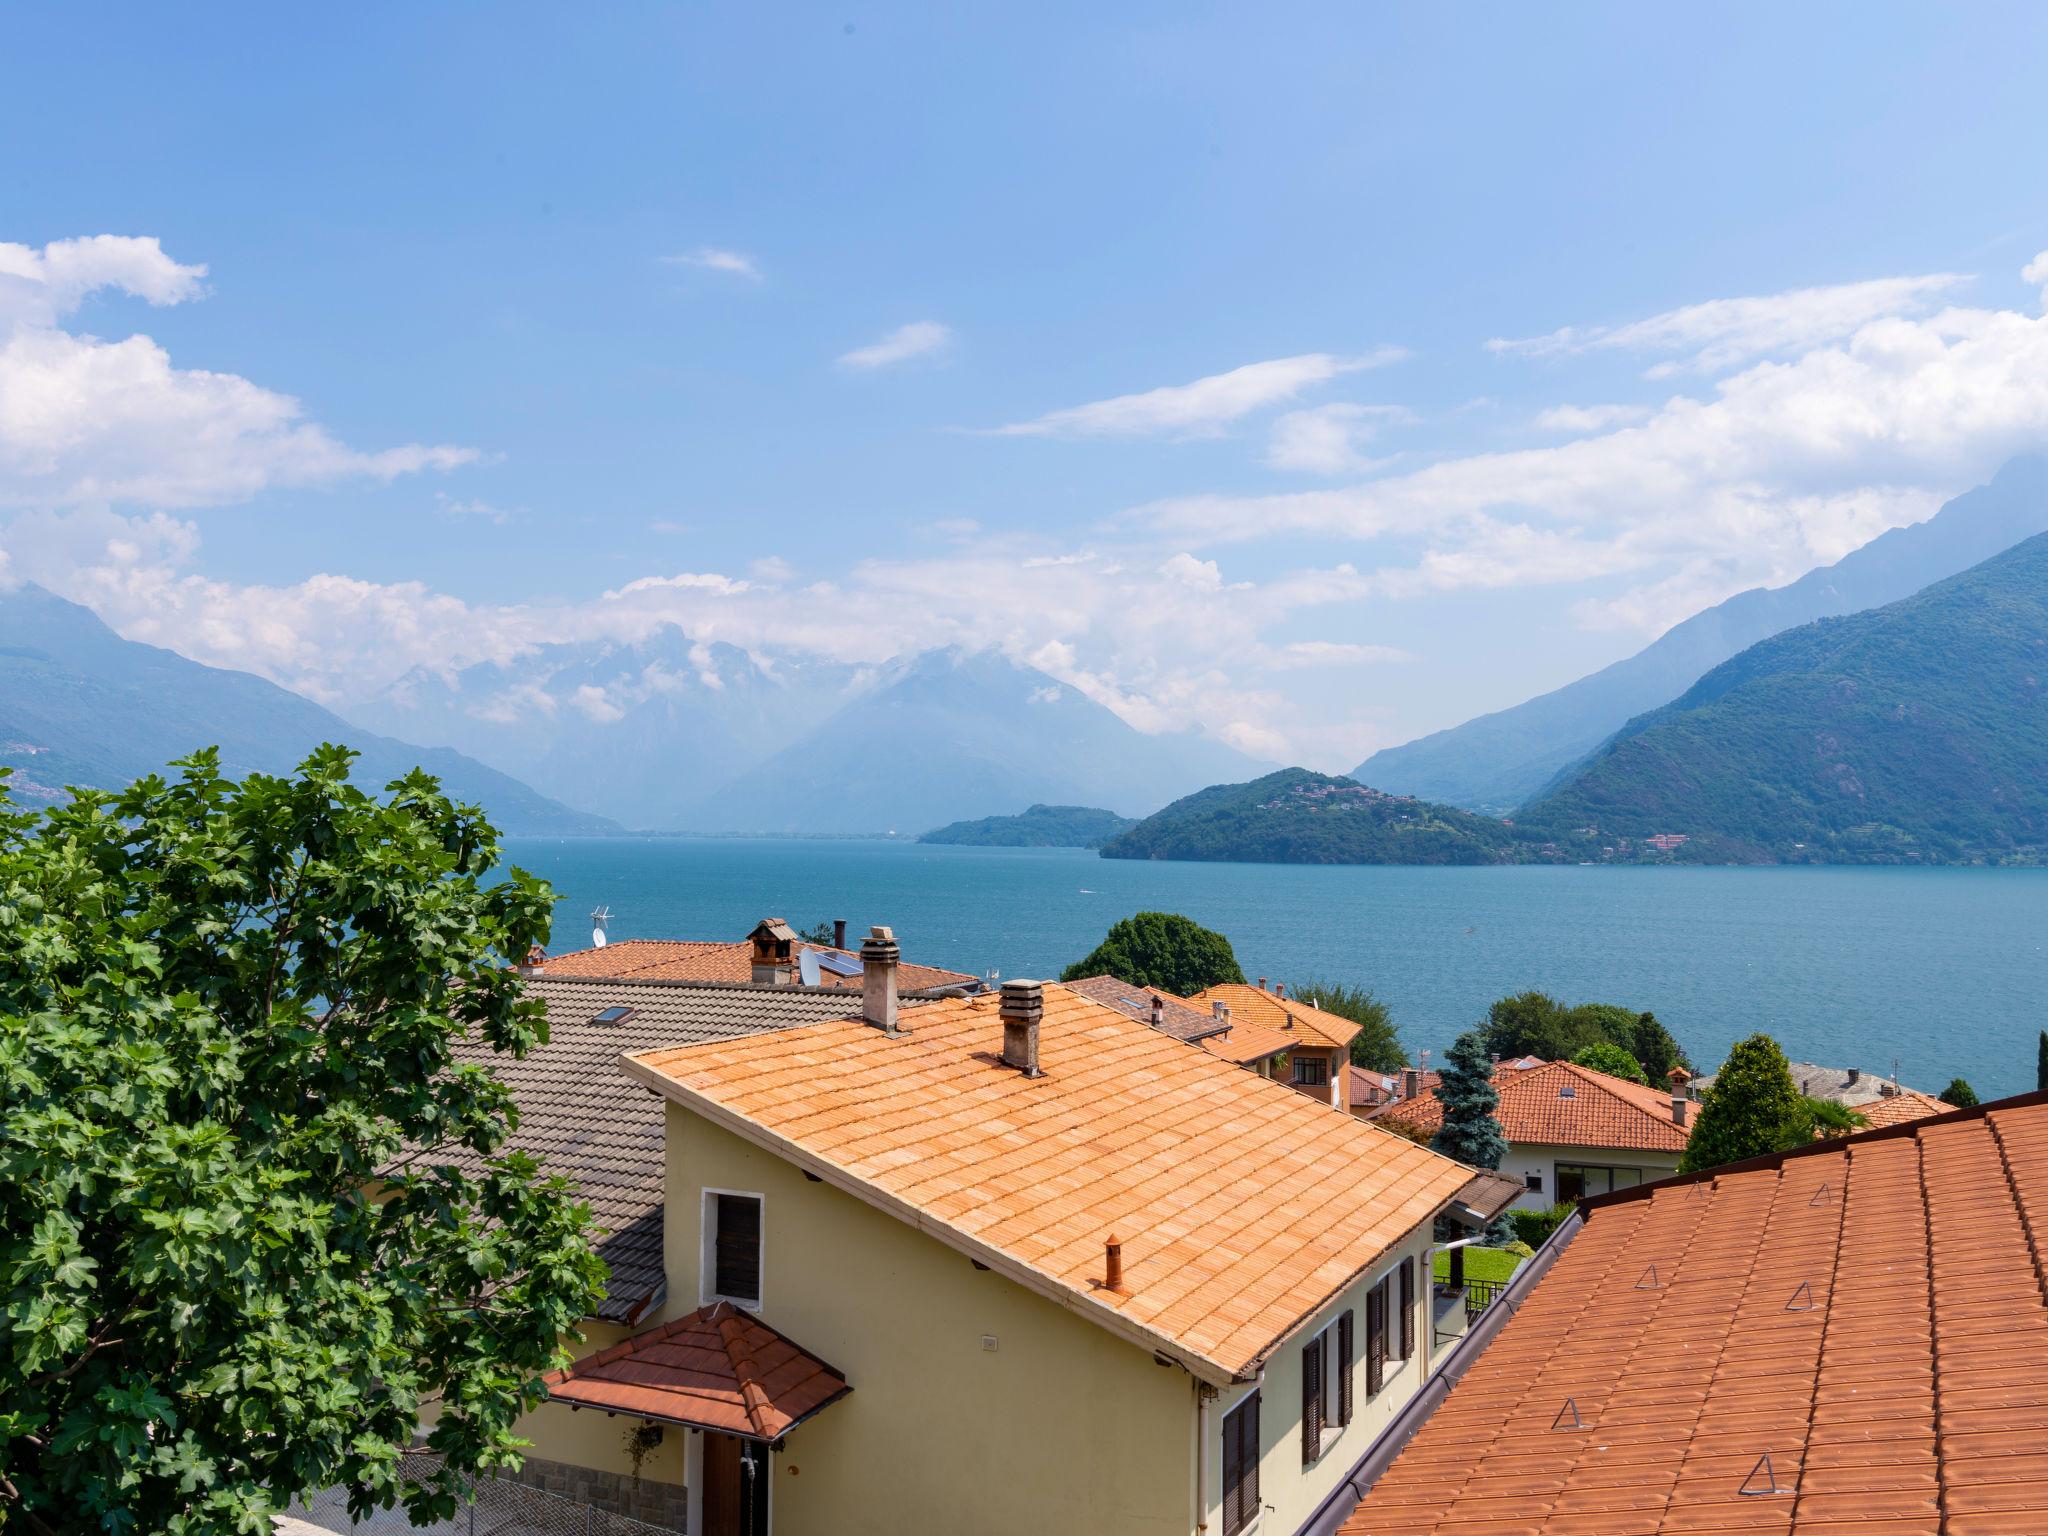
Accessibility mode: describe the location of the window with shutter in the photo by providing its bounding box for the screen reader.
[1365,1280,1386,1396]
[1301,1336,1323,1462]
[1398,1255,1416,1361]
[1222,1392,1259,1536]
[1336,1310,1355,1426]
[711,1192,762,1304]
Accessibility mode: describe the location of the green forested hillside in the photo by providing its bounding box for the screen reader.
[920,803,1137,846]
[1097,768,1524,864]
[1524,532,2048,863]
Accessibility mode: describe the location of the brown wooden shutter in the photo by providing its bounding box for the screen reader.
[1398,1255,1416,1361]
[1301,1337,1323,1461]
[1222,1392,1260,1536]
[1336,1310,1355,1426]
[1222,1402,1242,1535]
[1366,1281,1386,1396]
[714,1194,762,1301]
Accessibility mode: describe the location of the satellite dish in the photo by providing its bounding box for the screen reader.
[798,949,822,988]
[590,905,612,949]
[592,928,607,949]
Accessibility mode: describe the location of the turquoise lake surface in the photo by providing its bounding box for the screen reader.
[505,837,2046,1099]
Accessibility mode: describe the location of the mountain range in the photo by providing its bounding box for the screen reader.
[1521,529,2048,863]
[1355,456,2048,812]
[0,584,614,834]
[351,643,1270,833]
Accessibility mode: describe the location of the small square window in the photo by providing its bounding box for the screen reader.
[1525,1171,1544,1192]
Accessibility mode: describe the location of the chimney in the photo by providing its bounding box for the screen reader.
[1402,1067,1421,1100]
[1257,976,1267,991]
[518,942,546,978]
[1103,1234,1125,1293]
[861,926,900,1034]
[1274,981,1286,998]
[1212,1000,1229,1026]
[749,918,797,984]
[1847,1066,1861,1087]
[999,979,1043,1077]
[833,918,848,952]
[1150,994,1165,1028]
[1669,1066,1692,1128]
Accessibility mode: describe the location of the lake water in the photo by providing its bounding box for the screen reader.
[506,837,2048,1099]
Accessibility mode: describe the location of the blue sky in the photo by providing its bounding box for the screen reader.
[6,3,2048,766]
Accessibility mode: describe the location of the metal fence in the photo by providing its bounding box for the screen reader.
[284,1453,678,1536]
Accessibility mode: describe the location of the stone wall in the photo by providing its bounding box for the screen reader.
[498,1450,688,1531]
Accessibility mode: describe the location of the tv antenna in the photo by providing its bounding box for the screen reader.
[590,906,612,949]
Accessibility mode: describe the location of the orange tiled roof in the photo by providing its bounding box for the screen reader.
[537,938,975,994]
[1190,982,1362,1050]
[624,986,1480,1383]
[541,1302,850,1439]
[1374,1057,1691,1153]
[1852,1087,1950,1130]
[1340,1093,2048,1536]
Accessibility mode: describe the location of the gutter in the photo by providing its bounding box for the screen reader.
[1293,1207,1586,1536]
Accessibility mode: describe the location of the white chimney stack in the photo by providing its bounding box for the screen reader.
[861,926,900,1034]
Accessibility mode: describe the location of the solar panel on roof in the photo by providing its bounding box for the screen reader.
[814,951,862,977]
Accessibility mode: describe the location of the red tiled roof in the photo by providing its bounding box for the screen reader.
[541,1302,850,1440]
[624,986,1481,1383]
[1190,982,1363,1050]
[1374,1057,1691,1153]
[536,938,975,993]
[1340,1093,2048,1535]
[1854,1088,1949,1130]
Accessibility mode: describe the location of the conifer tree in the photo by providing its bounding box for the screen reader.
[1431,1029,1507,1170]
[1679,1033,1810,1173]
[1940,1077,1979,1109]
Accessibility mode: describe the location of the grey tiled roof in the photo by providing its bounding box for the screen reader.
[1692,1058,1915,1108]
[436,976,925,1322]
[1057,975,1229,1043]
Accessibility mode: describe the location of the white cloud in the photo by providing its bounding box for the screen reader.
[1266,640,1413,668]
[991,348,1406,439]
[1265,402,1411,473]
[1139,253,2048,633]
[663,247,763,281]
[1531,402,1654,433]
[0,234,476,510]
[2027,249,2048,302]
[436,494,516,524]
[837,321,952,370]
[0,235,207,329]
[1491,272,1969,374]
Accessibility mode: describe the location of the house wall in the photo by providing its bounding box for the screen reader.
[1497,1141,1684,1211]
[660,1103,1197,1536]
[1203,1222,1437,1536]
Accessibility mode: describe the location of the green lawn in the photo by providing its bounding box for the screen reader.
[1433,1247,1524,1285]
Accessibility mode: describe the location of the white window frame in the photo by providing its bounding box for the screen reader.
[701,1186,766,1310]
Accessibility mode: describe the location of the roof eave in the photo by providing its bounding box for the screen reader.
[620,1051,1246,1388]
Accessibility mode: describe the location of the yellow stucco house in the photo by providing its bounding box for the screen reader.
[516,931,1516,1536]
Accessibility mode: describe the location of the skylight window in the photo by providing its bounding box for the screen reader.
[591,1005,637,1026]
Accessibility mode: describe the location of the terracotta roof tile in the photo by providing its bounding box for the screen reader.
[1339,1094,2048,1536]
[536,938,975,994]
[624,986,1480,1381]
[1851,1090,1949,1130]
[1190,982,1364,1050]
[541,1301,850,1439]
[1374,1058,1691,1153]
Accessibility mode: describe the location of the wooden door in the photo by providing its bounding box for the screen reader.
[702,1432,768,1536]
